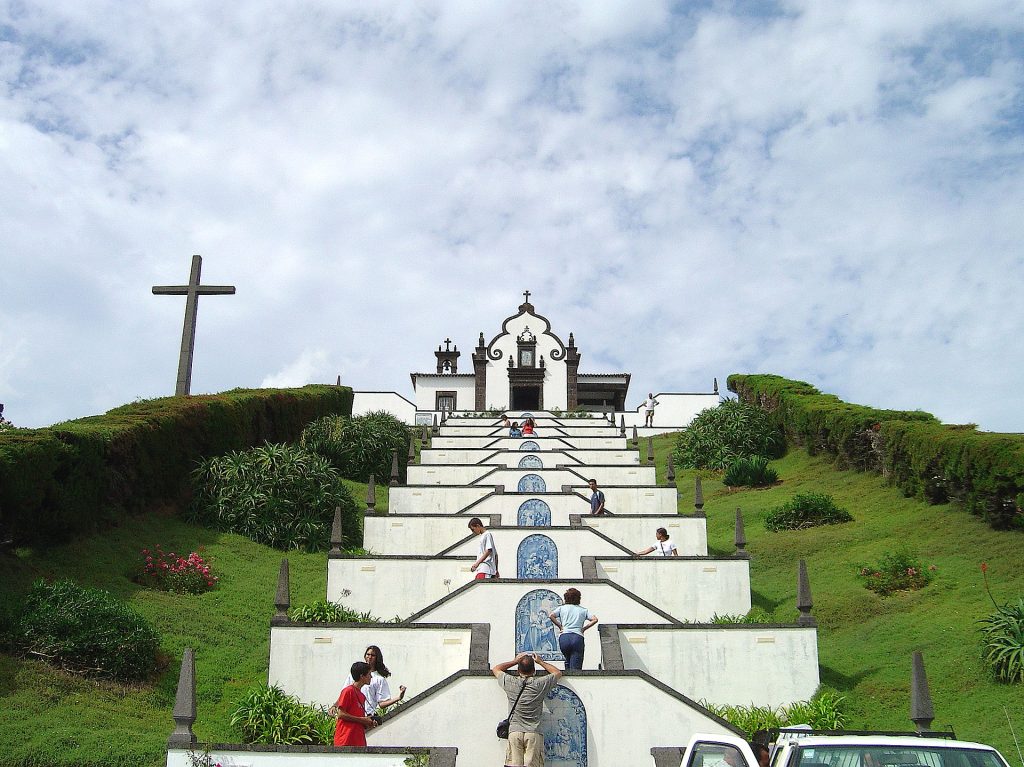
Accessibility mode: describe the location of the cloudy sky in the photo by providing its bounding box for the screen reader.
[2,1,1022,431]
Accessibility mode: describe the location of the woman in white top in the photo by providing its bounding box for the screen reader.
[635,527,678,557]
[344,645,406,715]
[547,588,598,670]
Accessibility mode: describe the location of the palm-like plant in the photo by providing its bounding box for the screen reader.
[189,442,358,551]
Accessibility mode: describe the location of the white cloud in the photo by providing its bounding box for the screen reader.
[1,1,1022,431]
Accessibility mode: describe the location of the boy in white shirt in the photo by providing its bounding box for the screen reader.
[468,517,499,579]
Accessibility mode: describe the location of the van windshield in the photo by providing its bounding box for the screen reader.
[794,745,1007,767]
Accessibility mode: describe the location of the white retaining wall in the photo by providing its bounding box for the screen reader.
[404,465,656,488]
[363,514,709,559]
[431,435,627,450]
[351,391,417,422]
[327,558,467,617]
[419,448,640,466]
[441,528,631,576]
[168,751,414,767]
[616,625,820,707]
[409,581,674,668]
[368,674,736,766]
[595,559,751,621]
[582,515,708,557]
[387,486,495,514]
[268,625,474,707]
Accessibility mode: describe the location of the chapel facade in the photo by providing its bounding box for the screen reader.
[410,293,630,413]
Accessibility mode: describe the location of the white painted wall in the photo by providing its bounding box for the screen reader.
[405,465,656,488]
[596,559,751,621]
[168,750,413,767]
[430,435,627,450]
[442,528,631,576]
[268,625,474,707]
[482,311,570,410]
[368,674,737,766]
[620,392,721,430]
[411,375,476,411]
[582,515,708,557]
[410,581,675,667]
[419,448,639,466]
[387,486,495,514]
[364,514,709,558]
[327,558,468,617]
[351,392,417,422]
[440,423,621,437]
[617,626,820,707]
[387,488,677,519]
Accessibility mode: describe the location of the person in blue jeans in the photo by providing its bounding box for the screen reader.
[547,588,598,670]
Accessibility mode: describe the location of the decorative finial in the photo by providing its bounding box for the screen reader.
[666,454,675,483]
[910,652,935,732]
[273,559,290,625]
[330,506,344,553]
[734,508,747,556]
[632,425,638,446]
[407,437,416,463]
[646,437,654,465]
[390,450,400,487]
[168,648,197,748]
[444,337,452,351]
[523,289,531,304]
[797,560,815,626]
[694,476,704,510]
[714,377,719,394]
[619,415,626,438]
[366,474,377,512]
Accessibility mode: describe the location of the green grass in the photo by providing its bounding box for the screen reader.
[654,433,1024,758]
[0,442,1022,765]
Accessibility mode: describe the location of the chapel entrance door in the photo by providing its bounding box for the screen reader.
[511,385,541,410]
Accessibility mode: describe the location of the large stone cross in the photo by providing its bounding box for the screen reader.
[152,254,235,396]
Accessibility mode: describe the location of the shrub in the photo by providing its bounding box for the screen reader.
[723,456,779,487]
[190,442,359,551]
[702,691,846,732]
[728,374,1024,531]
[764,492,852,531]
[17,579,160,683]
[230,684,333,745]
[0,385,352,546]
[137,546,218,594]
[857,550,935,596]
[979,599,1024,683]
[302,410,410,483]
[673,400,785,471]
[289,599,383,623]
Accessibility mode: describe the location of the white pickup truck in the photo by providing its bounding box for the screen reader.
[682,729,1014,767]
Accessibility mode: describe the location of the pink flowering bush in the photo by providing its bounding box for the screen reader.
[138,545,218,594]
[857,549,934,596]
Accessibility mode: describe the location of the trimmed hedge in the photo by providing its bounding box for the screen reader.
[0,386,353,546]
[728,374,1024,530]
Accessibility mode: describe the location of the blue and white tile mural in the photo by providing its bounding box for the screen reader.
[518,499,552,526]
[518,454,543,469]
[517,534,558,579]
[520,440,541,451]
[515,589,562,661]
[518,473,546,492]
[542,685,588,767]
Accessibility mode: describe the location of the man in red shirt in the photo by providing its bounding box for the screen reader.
[333,661,377,747]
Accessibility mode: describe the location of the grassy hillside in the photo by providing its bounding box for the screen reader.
[653,434,1024,759]
[0,441,1022,766]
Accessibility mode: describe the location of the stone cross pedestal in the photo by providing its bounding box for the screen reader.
[152,254,235,396]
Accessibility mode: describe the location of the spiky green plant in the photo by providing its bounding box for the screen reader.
[701,692,846,732]
[979,599,1024,683]
[190,442,358,551]
[289,599,382,623]
[723,456,779,487]
[302,411,410,482]
[674,401,785,470]
[230,684,333,745]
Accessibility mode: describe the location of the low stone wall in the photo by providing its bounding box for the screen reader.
[419,447,640,465]
[167,746,454,767]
